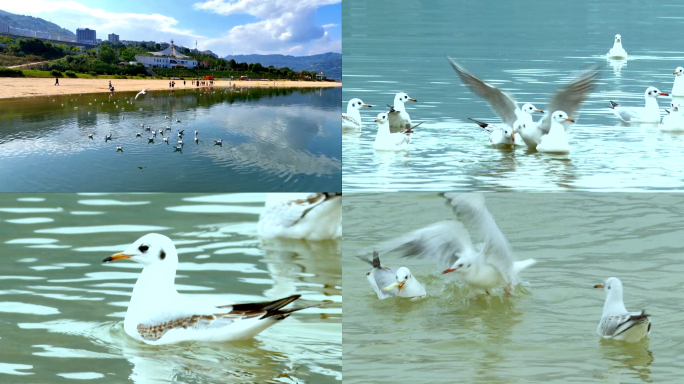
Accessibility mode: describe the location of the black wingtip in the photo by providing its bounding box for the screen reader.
[467,118,488,129]
[372,251,381,269]
[609,101,619,108]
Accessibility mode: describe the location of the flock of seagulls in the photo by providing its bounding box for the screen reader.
[344,34,684,154]
[359,193,650,343]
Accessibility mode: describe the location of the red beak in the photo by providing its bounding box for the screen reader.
[565,118,575,122]
[659,92,669,96]
[443,268,457,274]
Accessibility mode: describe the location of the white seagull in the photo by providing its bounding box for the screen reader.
[672,67,684,96]
[373,112,413,151]
[103,233,316,344]
[135,89,147,99]
[377,193,535,295]
[257,193,342,241]
[607,34,627,58]
[536,111,574,154]
[594,277,650,343]
[661,102,684,131]
[609,87,668,123]
[448,57,598,149]
[468,118,525,146]
[343,98,372,130]
[387,92,417,133]
[358,251,426,299]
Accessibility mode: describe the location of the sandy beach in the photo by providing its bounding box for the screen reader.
[0,78,341,99]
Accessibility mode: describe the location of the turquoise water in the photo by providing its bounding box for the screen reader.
[0,193,341,383]
[0,87,341,192]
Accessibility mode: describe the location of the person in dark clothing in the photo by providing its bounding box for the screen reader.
[55,77,59,86]
[183,80,186,86]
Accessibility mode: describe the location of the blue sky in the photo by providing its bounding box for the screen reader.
[1,0,341,56]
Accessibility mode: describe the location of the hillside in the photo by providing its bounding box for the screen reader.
[224,52,341,80]
[0,9,75,37]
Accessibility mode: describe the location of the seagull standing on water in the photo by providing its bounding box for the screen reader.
[594,277,650,342]
[358,252,426,299]
[343,98,372,130]
[468,118,524,146]
[376,193,535,295]
[607,34,627,58]
[373,112,412,151]
[660,102,684,131]
[672,67,684,96]
[387,92,417,133]
[103,234,317,344]
[536,111,574,154]
[609,87,668,123]
[258,193,342,241]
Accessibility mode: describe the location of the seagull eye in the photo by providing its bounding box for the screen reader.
[138,244,149,253]
[405,275,408,280]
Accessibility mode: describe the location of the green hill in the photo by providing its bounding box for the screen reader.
[0,9,75,37]
[224,52,341,80]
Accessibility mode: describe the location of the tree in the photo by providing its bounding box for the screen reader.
[0,35,12,44]
[98,44,118,64]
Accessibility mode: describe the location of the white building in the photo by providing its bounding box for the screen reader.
[134,40,197,69]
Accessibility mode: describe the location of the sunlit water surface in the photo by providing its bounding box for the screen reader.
[0,193,341,383]
[0,87,341,192]
[343,0,684,191]
[343,193,684,383]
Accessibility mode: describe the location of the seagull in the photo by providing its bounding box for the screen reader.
[163,137,169,143]
[257,193,342,241]
[140,123,144,127]
[387,93,417,133]
[116,146,123,152]
[594,277,650,343]
[194,137,199,143]
[672,67,684,96]
[177,140,183,145]
[88,134,94,140]
[607,34,627,58]
[468,118,524,146]
[105,134,112,141]
[158,129,164,135]
[194,130,198,136]
[343,98,372,130]
[165,116,169,119]
[178,133,183,138]
[536,111,574,154]
[609,87,668,123]
[373,112,413,151]
[176,119,181,123]
[376,193,535,295]
[447,57,598,149]
[148,137,154,144]
[173,145,182,152]
[661,102,684,131]
[135,89,147,100]
[165,126,171,131]
[102,233,317,344]
[178,129,185,135]
[135,132,142,137]
[145,127,151,131]
[214,139,222,146]
[358,252,426,299]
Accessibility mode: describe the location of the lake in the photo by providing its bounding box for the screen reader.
[0,193,341,383]
[0,87,341,192]
[342,192,684,383]
[342,0,684,192]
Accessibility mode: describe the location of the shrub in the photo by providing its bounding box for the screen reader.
[0,67,25,77]
[50,69,62,77]
[65,70,77,78]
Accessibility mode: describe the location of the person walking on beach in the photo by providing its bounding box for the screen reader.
[55,77,59,86]
[184,80,186,86]
[169,81,172,88]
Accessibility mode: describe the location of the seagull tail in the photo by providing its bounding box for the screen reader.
[356,251,381,268]
[221,295,308,321]
[467,118,489,129]
[513,258,536,273]
[609,101,619,109]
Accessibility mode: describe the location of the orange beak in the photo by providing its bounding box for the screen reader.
[103,252,134,263]
[594,284,604,289]
[565,118,575,123]
[674,72,678,75]
[535,109,544,113]
[375,118,381,122]
[363,104,372,107]
[408,98,417,102]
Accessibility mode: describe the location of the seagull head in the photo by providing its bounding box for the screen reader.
[521,103,544,115]
[594,277,624,299]
[671,102,680,113]
[674,67,684,76]
[614,34,622,44]
[394,92,417,105]
[348,98,372,110]
[382,267,414,292]
[375,112,389,124]
[645,87,668,98]
[552,111,574,124]
[103,233,178,268]
[443,258,472,275]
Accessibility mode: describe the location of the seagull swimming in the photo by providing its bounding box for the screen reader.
[343,98,372,130]
[607,34,627,58]
[257,193,342,241]
[661,102,684,131]
[173,145,182,152]
[214,139,222,146]
[102,233,317,344]
[88,134,94,140]
[358,251,426,299]
[448,57,598,149]
[148,137,154,144]
[387,93,417,133]
[594,277,650,343]
[373,112,412,151]
[135,89,147,100]
[377,193,536,295]
[536,111,574,154]
[672,67,684,96]
[116,146,123,152]
[609,87,668,123]
[135,132,142,137]
[468,118,524,146]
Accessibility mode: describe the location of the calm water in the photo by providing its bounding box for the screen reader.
[0,193,341,383]
[0,87,341,192]
[343,193,684,383]
[343,0,684,192]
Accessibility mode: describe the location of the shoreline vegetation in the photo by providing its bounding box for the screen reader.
[0,77,340,99]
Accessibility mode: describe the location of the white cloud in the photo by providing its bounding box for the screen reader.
[1,1,202,48]
[194,0,341,55]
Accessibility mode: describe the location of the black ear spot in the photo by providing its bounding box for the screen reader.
[160,250,166,260]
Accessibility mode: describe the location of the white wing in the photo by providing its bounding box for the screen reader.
[342,114,361,129]
[358,252,398,299]
[376,220,476,271]
[448,57,520,127]
[537,66,600,132]
[597,311,650,338]
[388,109,410,133]
[442,193,516,284]
[260,193,338,229]
[611,106,644,122]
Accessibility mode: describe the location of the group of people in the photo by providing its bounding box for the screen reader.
[192,79,213,86]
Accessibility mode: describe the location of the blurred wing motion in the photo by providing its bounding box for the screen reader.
[537,66,600,132]
[258,193,342,240]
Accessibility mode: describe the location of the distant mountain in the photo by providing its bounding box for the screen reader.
[223,52,341,80]
[0,9,75,37]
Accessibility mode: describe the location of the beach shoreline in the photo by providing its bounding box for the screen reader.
[0,78,341,99]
